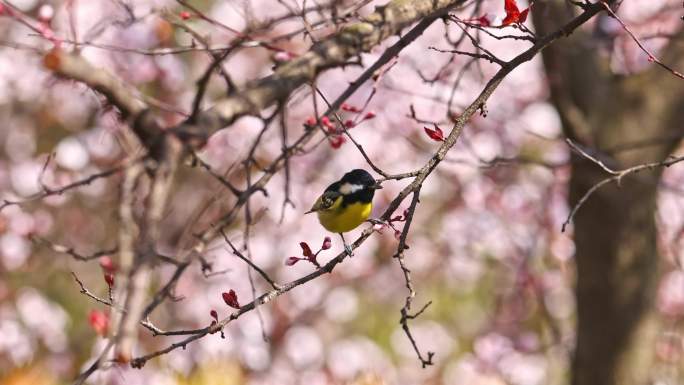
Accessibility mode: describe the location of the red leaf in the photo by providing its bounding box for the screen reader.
[502,12,519,26]
[423,126,445,142]
[300,241,318,264]
[502,0,530,26]
[504,0,520,16]
[222,290,240,309]
[476,15,491,27]
[300,242,313,258]
[88,310,109,336]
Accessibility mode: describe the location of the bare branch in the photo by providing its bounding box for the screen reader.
[176,0,465,141]
[124,4,611,366]
[32,236,117,262]
[602,3,684,80]
[394,188,435,367]
[220,229,281,290]
[563,154,684,232]
[0,164,125,212]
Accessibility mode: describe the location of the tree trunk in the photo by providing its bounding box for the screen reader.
[533,2,684,384]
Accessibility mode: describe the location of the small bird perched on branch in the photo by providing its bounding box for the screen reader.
[306,169,382,256]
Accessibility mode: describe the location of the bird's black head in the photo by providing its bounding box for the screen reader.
[340,169,378,188]
[324,169,381,206]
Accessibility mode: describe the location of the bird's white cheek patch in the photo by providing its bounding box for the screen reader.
[339,183,364,194]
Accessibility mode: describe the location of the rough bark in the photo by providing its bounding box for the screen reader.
[533,2,684,385]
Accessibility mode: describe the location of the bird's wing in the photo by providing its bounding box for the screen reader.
[305,191,340,213]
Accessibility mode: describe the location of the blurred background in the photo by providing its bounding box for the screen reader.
[0,0,683,384]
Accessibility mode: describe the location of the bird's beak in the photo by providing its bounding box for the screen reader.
[304,209,316,214]
[371,182,383,190]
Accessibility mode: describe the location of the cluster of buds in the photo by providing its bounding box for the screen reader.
[285,237,331,268]
[373,209,410,242]
[303,103,376,149]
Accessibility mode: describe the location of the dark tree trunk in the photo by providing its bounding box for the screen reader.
[533,2,684,384]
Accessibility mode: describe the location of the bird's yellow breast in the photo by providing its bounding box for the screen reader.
[317,199,372,233]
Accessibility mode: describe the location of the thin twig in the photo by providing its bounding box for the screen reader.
[219,229,281,290]
[562,154,684,232]
[394,189,435,367]
[602,3,684,80]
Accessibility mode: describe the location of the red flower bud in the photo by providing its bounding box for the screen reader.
[88,310,109,336]
[341,103,360,112]
[104,273,114,287]
[321,116,332,128]
[179,11,192,20]
[99,256,116,273]
[273,51,294,63]
[344,120,355,128]
[210,309,218,320]
[285,256,301,266]
[364,111,376,120]
[38,5,54,22]
[305,116,316,126]
[321,236,332,250]
[222,290,240,309]
[329,136,346,149]
[373,223,386,232]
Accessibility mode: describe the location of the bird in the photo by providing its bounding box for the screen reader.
[305,169,382,256]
